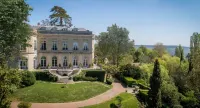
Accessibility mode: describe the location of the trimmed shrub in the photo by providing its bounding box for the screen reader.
[137,89,148,103]
[138,83,150,90]
[120,64,142,79]
[73,76,98,81]
[85,70,106,82]
[17,102,31,108]
[123,77,137,87]
[33,71,58,82]
[21,71,36,87]
[106,78,113,85]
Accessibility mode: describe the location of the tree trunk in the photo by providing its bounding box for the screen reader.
[60,17,63,26]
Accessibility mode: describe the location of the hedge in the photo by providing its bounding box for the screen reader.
[21,71,36,87]
[138,83,150,90]
[18,102,31,108]
[123,77,137,87]
[33,71,58,82]
[138,89,148,103]
[85,70,106,82]
[73,76,98,81]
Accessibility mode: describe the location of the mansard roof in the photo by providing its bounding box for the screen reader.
[36,26,92,35]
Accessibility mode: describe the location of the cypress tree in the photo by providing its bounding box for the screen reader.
[148,59,162,108]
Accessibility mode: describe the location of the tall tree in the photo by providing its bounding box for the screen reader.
[188,32,200,90]
[0,1,31,107]
[153,43,166,57]
[0,0,32,66]
[148,59,162,108]
[175,44,184,62]
[49,6,72,27]
[96,24,133,67]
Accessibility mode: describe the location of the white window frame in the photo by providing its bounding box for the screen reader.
[52,41,57,50]
[52,56,57,67]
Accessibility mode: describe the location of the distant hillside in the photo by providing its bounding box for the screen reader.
[135,45,190,56]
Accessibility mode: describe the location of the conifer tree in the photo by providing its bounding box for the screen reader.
[148,59,162,108]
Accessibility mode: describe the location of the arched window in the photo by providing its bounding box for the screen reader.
[73,42,78,50]
[41,41,46,50]
[73,56,78,66]
[52,56,57,67]
[63,56,68,66]
[19,57,28,69]
[41,56,46,67]
[83,57,88,67]
[83,42,88,51]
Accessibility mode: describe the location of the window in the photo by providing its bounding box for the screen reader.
[41,56,46,67]
[52,41,57,50]
[83,42,88,51]
[83,58,88,67]
[62,41,68,50]
[52,56,57,67]
[34,40,37,50]
[63,56,68,66]
[73,57,78,66]
[41,41,46,50]
[20,45,26,51]
[73,42,78,50]
[19,58,28,69]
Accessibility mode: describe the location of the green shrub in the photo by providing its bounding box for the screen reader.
[137,83,150,90]
[180,91,199,108]
[21,71,36,87]
[106,78,113,85]
[120,64,142,79]
[17,102,31,108]
[137,89,148,103]
[85,70,106,82]
[73,76,98,81]
[33,71,58,82]
[123,77,137,87]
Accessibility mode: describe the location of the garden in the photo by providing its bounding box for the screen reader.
[83,93,139,108]
[11,70,112,103]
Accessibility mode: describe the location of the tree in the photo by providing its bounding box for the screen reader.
[0,0,31,107]
[49,6,72,27]
[40,19,51,26]
[96,24,133,67]
[0,67,21,108]
[0,0,32,66]
[148,59,162,108]
[153,43,166,57]
[175,44,184,63]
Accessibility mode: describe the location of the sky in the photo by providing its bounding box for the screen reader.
[27,0,200,47]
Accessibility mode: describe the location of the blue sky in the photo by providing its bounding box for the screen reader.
[27,0,200,46]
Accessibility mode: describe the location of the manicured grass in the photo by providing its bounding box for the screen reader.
[12,81,111,103]
[83,93,139,108]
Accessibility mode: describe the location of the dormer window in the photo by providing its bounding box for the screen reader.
[52,41,57,50]
[41,41,46,50]
[73,42,78,50]
[62,41,68,50]
[83,42,88,51]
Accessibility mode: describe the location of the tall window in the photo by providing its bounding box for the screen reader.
[63,56,67,66]
[19,58,28,69]
[41,56,46,67]
[73,42,78,50]
[83,42,88,51]
[62,41,68,50]
[83,58,88,67]
[41,41,46,50]
[52,56,57,67]
[52,41,57,50]
[34,40,37,50]
[73,57,78,66]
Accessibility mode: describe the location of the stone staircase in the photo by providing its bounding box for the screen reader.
[49,69,81,83]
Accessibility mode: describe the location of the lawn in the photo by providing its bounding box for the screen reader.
[12,81,111,103]
[83,93,139,108]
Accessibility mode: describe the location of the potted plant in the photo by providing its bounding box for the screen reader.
[68,63,72,69]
